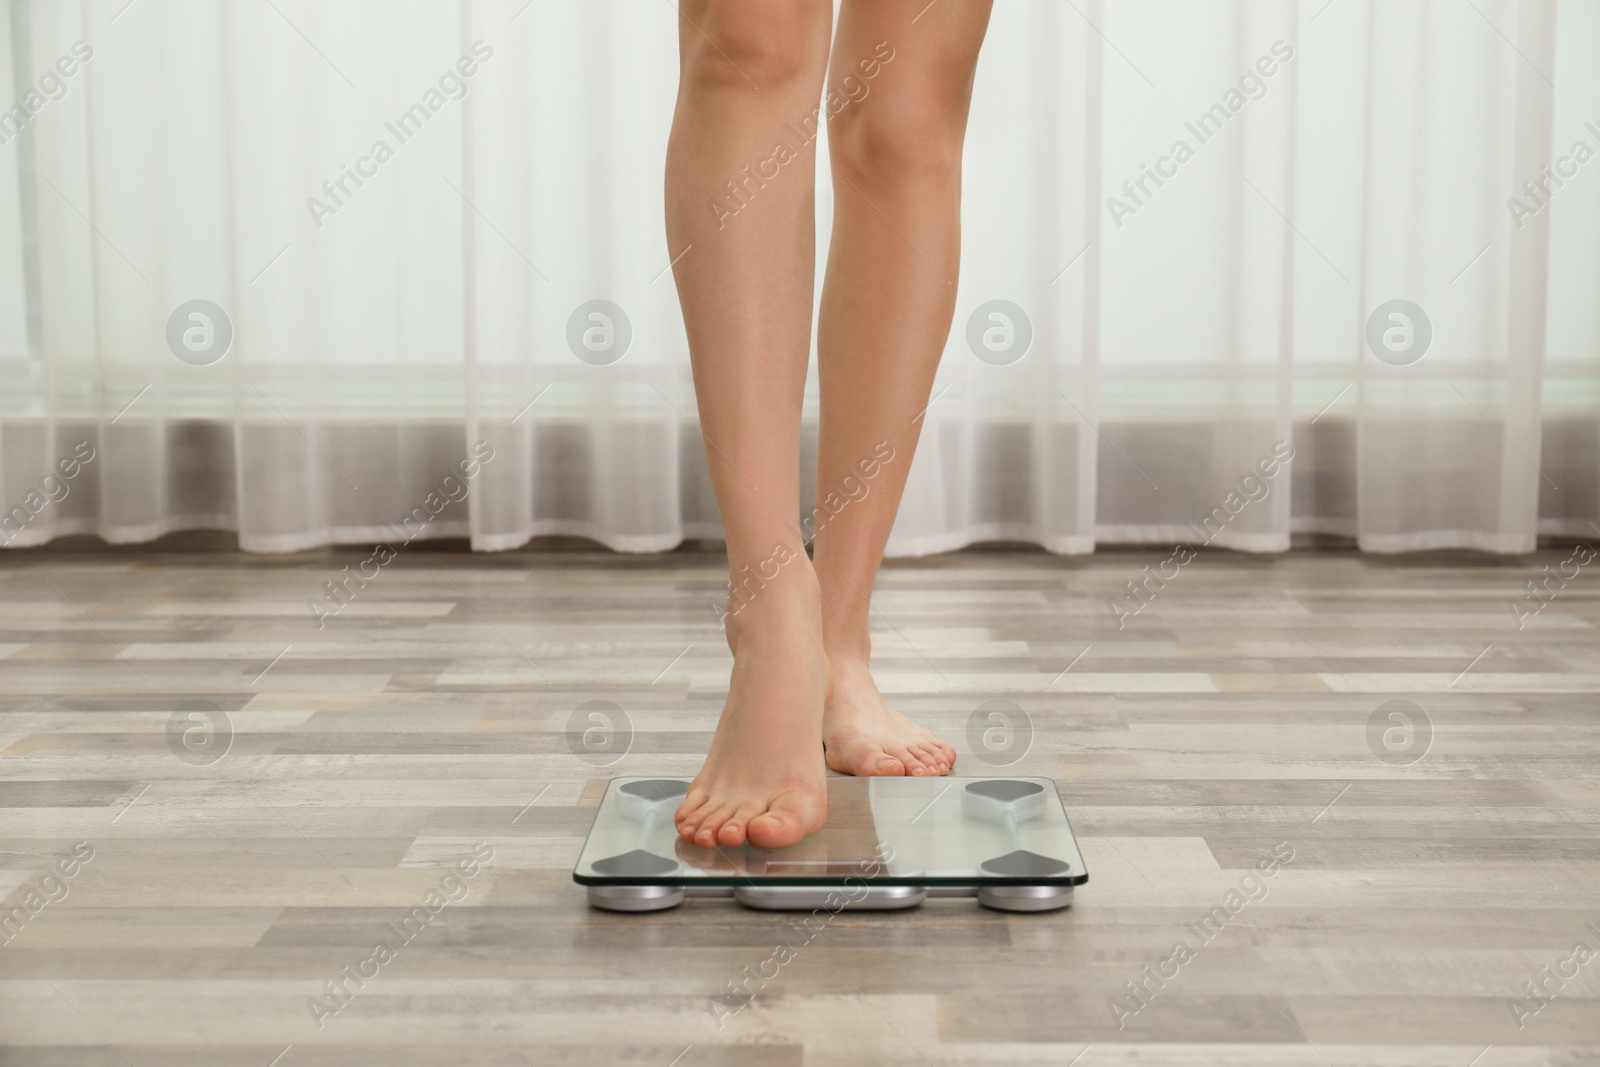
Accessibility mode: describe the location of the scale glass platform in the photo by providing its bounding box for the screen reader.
[575,775,1087,912]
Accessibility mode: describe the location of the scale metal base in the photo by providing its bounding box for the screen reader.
[574,776,1087,914]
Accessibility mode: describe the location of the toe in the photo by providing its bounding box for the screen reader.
[913,741,949,775]
[718,800,766,848]
[827,734,905,777]
[675,791,710,829]
[676,809,702,841]
[748,791,817,850]
[747,813,796,850]
[860,745,909,776]
[677,797,712,839]
[887,744,926,776]
[694,804,735,848]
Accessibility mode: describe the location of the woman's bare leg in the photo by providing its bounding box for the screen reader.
[665,0,835,849]
[812,0,993,777]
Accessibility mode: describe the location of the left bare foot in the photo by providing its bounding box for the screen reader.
[821,657,956,777]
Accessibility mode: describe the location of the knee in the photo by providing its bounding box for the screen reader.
[829,99,967,185]
[678,2,829,95]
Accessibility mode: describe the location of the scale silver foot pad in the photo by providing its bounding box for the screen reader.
[585,884,686,912]
[576,777,1087,914]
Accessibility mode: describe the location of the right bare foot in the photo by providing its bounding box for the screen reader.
[674,569,830,850]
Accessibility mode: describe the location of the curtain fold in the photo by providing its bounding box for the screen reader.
[0,0,1594,555]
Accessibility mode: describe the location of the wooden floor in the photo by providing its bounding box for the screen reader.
[1,543,1598,1066]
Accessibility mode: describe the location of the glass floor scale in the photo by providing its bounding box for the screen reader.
[575,775,1088,913]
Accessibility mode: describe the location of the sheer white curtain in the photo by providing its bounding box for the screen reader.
[0,0,1594,556]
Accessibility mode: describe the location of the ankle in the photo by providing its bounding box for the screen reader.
[822,631,873,674]
[723,561,821,646]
